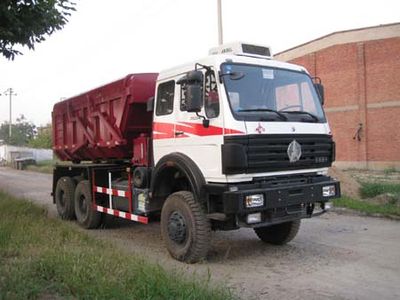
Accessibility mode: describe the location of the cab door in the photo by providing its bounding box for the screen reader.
[152,79,177,165]
[173,69,224,181]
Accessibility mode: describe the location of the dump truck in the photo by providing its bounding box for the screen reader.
[52,42,340,263]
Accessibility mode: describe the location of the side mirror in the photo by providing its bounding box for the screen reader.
[187,70,203,82]
[177,70,204,85]
[186,85,202,112]
[184,70,203,113]
[314,83,325,106]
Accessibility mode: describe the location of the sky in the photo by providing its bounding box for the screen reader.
[0,0,399,126]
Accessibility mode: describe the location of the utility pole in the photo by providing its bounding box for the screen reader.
[3,88,17,138]
[217,0,223,45]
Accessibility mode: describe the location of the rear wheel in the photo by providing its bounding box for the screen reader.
[74,180,102,229]
[254,220,301,245]
[161,191,211,263]
[55,176,76,220]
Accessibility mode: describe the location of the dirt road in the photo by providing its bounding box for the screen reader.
[1,166,399,300]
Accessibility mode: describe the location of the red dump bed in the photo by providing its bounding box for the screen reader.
[52,73,158,161]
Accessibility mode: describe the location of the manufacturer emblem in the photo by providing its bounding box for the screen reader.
[287,140,302,163]
[291,126,296,132]
[256,123,265,134]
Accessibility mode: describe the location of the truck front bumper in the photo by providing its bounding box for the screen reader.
[206,174,340,227]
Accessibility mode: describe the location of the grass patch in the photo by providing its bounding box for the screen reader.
[383,166,398,175]
[0,191,233,300]
[25,160,55,174]
[359,182,400,198]
[333,196,400,217]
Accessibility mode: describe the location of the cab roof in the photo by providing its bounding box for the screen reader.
[158,53,308,82]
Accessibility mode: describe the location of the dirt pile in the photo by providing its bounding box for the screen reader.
[328,166,361,199]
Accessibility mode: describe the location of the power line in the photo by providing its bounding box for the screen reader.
[3,88,17,138]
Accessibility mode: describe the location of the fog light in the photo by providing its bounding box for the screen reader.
[322,185,336,197]
[245,194,264,208]
[247,212,262,224]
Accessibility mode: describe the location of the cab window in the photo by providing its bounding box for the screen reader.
[156,80,175,116]
[275,82,318,114]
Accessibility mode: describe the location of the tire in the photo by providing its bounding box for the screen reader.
[254,220,301,245]
[74,180,102,229]
[55,176,76,220]
[72,175,84,184]
[161,191,211,263]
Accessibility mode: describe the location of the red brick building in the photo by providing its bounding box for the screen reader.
[275,23,400,170]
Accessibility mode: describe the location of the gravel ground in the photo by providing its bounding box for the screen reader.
[1,167,399,300]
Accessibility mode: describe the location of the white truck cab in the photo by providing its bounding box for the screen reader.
[153,42,333,183]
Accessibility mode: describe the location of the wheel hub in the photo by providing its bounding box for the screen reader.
[168,211,186,244]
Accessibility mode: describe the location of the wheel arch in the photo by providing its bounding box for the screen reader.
[151,152,206,204]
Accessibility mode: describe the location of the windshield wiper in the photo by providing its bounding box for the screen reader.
[237,108,287,121]
[280,111,319,122]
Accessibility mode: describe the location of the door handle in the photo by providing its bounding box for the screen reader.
[175,131,184,136]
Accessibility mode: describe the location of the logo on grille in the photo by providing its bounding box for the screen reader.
[287,140,302,163]
[256,123,265,134]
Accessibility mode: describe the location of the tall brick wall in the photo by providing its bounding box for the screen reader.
[284,36,400,170]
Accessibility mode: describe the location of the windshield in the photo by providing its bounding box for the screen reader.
[221,63,326,123]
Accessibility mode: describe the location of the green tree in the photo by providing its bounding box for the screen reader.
[0,0,75,60]
[28,123,52,149]
[0,114,37,146]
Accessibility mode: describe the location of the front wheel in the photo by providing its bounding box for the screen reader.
[254,220,301,245]
[74,180,102,229]
[161,191,211,263]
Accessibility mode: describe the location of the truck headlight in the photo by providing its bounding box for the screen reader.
[322,185,336,197]
[247,212,262,224]
[245,194,264,208]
